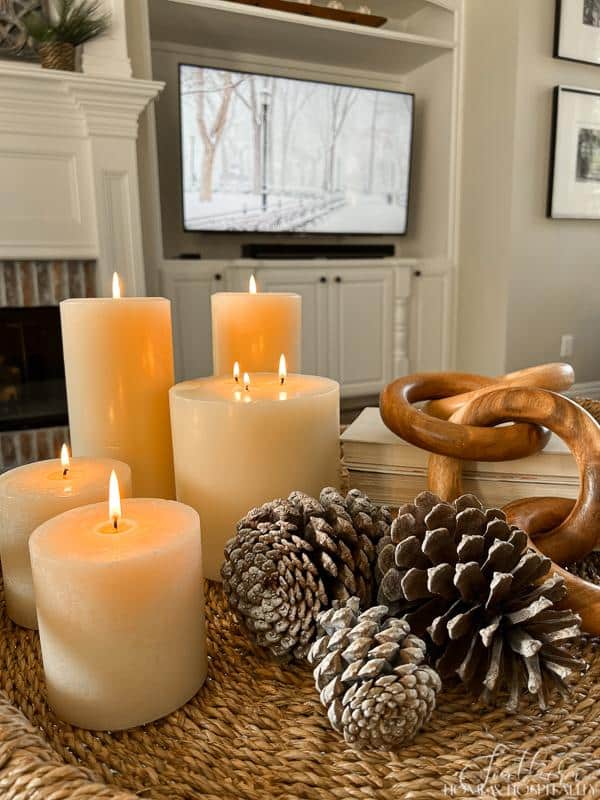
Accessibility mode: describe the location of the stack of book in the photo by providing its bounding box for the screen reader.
[341,408,578,508]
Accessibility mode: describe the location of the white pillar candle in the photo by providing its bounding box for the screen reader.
[211,276,301,375]
[0,452,131,630]
[60,279,175,499]
[29,492,206,731]
[169,367,340,581]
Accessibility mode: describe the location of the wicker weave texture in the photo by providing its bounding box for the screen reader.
[0,579,598,800]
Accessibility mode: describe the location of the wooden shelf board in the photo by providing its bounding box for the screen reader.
[152,0,456,75]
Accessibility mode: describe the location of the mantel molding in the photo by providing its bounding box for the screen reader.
[0,61,164,293]
[0,62,163,139]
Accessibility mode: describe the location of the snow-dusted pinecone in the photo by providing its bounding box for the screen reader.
[221,489,391,661]
[308,597,441,749]
[376,491,586,710]
[566,552,600,585]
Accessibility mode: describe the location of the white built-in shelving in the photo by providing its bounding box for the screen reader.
[150,0,456,74]
[139,0,464,373]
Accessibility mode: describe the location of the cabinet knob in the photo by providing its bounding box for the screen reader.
[320,276,328,284]
[414,270,422,278]
[335,276,342,283]
[214,273,222,281]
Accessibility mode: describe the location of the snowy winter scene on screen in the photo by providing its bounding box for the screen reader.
[179,65,414,234]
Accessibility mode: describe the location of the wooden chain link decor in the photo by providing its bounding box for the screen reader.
[380,364,600,635]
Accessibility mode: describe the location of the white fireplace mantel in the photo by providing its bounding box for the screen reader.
[0,60,163,296]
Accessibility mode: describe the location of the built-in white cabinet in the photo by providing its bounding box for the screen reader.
[161,262,224,380]
[160,257,445,397]
[251,268,330,377]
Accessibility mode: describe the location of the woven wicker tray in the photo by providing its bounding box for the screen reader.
[0,578,598,799]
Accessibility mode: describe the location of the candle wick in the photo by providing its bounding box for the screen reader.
[62,467,69,478]
[280,376,285,386]
[234,376,239,383]
[245,384,249,392]
[113,517,118,531]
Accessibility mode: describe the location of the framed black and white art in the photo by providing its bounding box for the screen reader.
[555,0,600,65]
[548,86,600,219]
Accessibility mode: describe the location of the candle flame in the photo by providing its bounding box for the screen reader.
[112,272,122,299]
[60,443,70,476]
[233,361,240,382]
[249,274,257,294]
[243,372,250,391]
[279,353,287,385]
[109,470,121,530]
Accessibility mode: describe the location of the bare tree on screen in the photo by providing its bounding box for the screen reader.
[322,86,358,192]
[181,68,234,201]
[278,82,317,189]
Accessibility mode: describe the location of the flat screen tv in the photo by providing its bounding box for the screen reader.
[179,64,414,235]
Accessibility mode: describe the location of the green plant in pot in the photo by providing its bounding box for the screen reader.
[24,0,110,72]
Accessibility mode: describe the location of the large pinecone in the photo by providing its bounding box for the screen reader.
[376,491,585,710]
[222,488,391,661]
[308,597,441,749]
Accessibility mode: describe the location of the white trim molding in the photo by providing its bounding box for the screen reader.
[0,61,163,294]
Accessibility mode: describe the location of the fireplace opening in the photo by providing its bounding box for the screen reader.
[0,307,68,432]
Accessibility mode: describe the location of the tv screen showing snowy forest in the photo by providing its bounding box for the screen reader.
[179,65,414,234]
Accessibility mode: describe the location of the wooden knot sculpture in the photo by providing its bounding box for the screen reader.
[380,364,600,634]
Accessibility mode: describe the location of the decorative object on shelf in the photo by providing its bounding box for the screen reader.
[0,0,42,57]
[211,276,302,375]
[23,0,110,71]
[308,597,441,749]
[356,4,371,13]
[170,367,340,582]
[548,86,600,220]
[376,490,586,710]
[380,370,600,635]
[0,451,131,630]
[60,275,176,500]
[29,477,207,731]
[221,487,391,661]
[327,0,344,8]
[554,0,600,66]
[221,0,386,28]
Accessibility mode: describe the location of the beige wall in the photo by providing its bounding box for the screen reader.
[457,0,519,375]
[506,0,600,383]
[458,0,600,384]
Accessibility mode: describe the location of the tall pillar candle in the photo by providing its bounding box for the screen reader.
[0,454,131,629]
[30,494,206,731]
[211,277,301,375]
[170,369,340,581]
[60,288,175,498]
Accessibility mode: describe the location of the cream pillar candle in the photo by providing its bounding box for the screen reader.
[169,366,340,581]
[60,278,175,498]
[211,276,301,375]
[29,489,206,731]
[0,452,131,629]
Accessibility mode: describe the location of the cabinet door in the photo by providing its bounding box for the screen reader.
[329,268,394,397]
[256,268,329,377]
[409,270,451,372]
[161,267,223,381]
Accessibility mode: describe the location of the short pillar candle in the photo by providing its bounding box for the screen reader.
[169,366,340,581]
[211,276,301,375]
[29,490,207,731]
[60,277,176,498]
[0,452,131,629]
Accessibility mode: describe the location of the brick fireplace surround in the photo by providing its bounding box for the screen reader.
[0,259,95,471]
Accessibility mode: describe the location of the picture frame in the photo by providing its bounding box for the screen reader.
[555,0,600,66]
[548,85,600,219]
